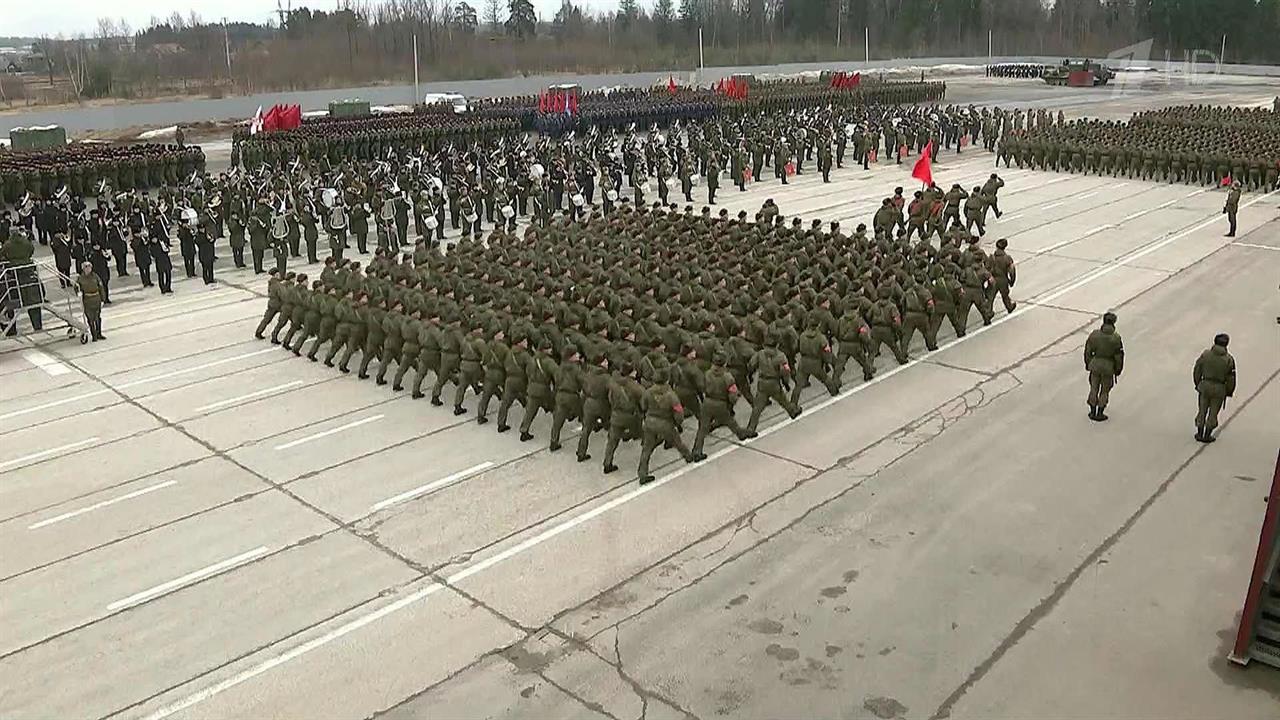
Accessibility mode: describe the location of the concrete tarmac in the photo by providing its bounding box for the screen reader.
[3,89,1280,719]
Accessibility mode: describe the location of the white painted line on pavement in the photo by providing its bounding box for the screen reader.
[28,480,178,530]
[273,415,385,451]
[0,437,101,472]
[1231,242,1280,252]
[1078,191,1098,200]
[1084,224,1113,236]
[21,350,71,377]
[1124,210,1148,221]
[1042,200,1066,210]
[136,189,1280,720]
[370,461,495,512]
[194,381,306,413]
[0,348,277,423]
[106,546,270,611]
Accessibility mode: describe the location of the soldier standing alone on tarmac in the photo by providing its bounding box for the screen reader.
[1192,334,1236,443]
[1223,181,1241,237]
[1083,311,1124,422]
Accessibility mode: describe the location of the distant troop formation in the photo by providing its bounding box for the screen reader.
[997,105,1280,190]
[985,63,1050,79]
[253,189,1019,483]
[0,143,206,205]
[233,81,948,169]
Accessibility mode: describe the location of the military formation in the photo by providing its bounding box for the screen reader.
[253,176,1019,483]
[0,143,206,205]
[985,63,1050,79]
[997,105,1280,190]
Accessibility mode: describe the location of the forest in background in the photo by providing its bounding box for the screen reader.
[3,0,1278,105]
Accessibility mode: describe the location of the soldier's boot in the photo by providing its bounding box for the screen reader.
[410,363,430,399]
[430,365,455,405]
[778,388,803,420]
[637,431,660,485]
[476,386,497,425]
[548,409,569,452]
[575,423,595,462]
[390,357,411,390]
[271,315,290,344]
[338,344,359,373]
[518,400,542,442]
[306,335,324,361]
[820,367,840,396]
[323,339,343,368]
[496,392,520,433]
[746,392,770,434]
[357,345,378,379]
[376,355,397,385]
[453,379,470,416]
[923,323,940,352]
[254,312,274,339]
[602,426,625,473]
[860,355,876,382]
[789,373,810,407]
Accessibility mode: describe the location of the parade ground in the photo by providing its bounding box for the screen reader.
[3,81,1280,719]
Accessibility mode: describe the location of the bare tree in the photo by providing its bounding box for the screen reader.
[484,0,504,31]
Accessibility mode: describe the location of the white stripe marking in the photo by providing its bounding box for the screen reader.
[1231,242,1280,252]
[22,350,71,377]
[0,437,101,471]
[106,546,270,611]
[273,415,385,451]
[0,348,276,423]
[1042,200,1066,210]
[136,189,1280,720]
[194,381,306,413]
[370,462,495,512]
[1078,191,1099,200]
[28,481,178,529]
[1084,224,1113,236]
[1124,210,1148,221]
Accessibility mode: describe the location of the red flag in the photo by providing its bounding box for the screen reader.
[568,92,578,116]
[1220,174,1232,187]
[262,104,281,132]
[850,71,861,87]
[668,76,677,94]
[912,141,934,186]
[716,78,726,94]
[538,92,546,113]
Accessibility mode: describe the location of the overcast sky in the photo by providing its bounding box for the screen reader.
[8,0,593,38]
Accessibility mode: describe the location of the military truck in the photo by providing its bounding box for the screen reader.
[1042,59,1115,87]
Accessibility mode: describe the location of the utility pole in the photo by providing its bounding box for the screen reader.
[698,26,705,72]
[1218,34,1226,73]
[223,18,232,79]
[864,26,869,63]
[835,1,841,48]
[988,28,992,64]
[413,32,420,105]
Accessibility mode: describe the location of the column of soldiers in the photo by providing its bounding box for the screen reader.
[995,106,1280,191]
[985,63,1051,79]
[0,143,205,208]
[253,188,1019,484]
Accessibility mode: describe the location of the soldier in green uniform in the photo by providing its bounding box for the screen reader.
[1192,333,1236,443]
[1083,311,1124,421]
[519,339,558,442]
[691,347,757,461]
[548,344,585,452]
[637,367,696,485]
[746,336,801,432]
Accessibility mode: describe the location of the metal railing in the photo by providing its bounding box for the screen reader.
[1,257,89,343]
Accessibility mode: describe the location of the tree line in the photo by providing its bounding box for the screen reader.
[10,0,1280,104]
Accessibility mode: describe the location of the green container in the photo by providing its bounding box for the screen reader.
[328,100,371,118]
[9,125,67,150]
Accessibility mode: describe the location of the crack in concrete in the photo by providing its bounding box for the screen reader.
[928,363,1280,720]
